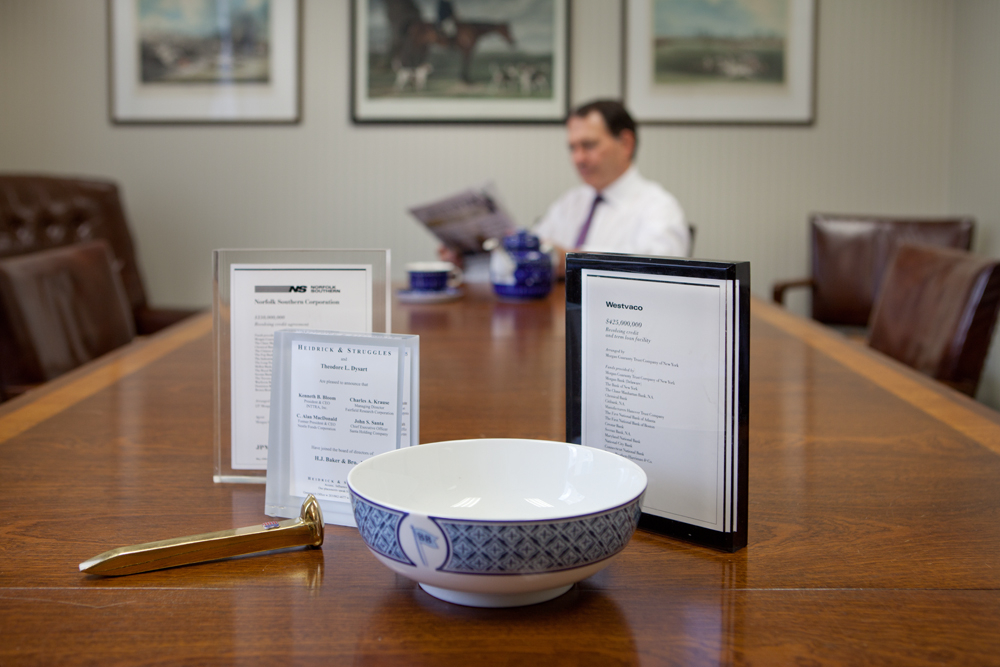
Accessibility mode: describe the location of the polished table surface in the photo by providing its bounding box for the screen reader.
[2,283,1000,665]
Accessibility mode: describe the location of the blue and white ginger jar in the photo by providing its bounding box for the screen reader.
[489,230,553,299]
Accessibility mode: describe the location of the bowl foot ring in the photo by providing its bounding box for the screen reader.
[419,583,573,608]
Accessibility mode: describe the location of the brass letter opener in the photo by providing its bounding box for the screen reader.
[80,495,324,576]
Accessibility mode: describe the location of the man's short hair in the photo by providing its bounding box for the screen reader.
[570,99,638,157]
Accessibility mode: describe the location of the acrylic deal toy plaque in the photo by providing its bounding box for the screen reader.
[213,249,390,483]
[264,330,419,527]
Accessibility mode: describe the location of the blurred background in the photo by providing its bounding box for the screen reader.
[2,0,999,405]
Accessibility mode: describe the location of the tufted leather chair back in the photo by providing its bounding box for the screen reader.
[0,175,148,316]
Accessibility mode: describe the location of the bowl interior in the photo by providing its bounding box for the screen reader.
[348,439,646,521]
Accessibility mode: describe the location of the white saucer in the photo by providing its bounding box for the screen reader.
[397,287,463,304]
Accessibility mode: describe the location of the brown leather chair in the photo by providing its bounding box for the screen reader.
[0,175,195,333]
[772,214,975,327]
[867,243,1000,397]
[0,175,196,399]
[0,240,136,398]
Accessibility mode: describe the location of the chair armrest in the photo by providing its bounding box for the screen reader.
[772,277,814,305]
[133,306,200,336]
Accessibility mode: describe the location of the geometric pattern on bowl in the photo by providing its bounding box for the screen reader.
[351,494,414,566]
[433,498,642,575]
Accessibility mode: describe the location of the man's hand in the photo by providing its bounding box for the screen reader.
[549,244,569,279]
[437,245,463,267]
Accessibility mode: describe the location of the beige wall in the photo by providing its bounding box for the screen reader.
[950,0,1000,406]
[6,1,1000,406]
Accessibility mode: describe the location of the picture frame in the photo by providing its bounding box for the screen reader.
[351,0,570,124]
[623,0,817,125]
[108,0,302,124]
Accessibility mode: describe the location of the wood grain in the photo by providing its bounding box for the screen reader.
[754,298,1000,455]
[1,284,999,665]
[0,312,212,444]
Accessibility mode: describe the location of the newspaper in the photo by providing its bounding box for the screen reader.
[408,183,516,255]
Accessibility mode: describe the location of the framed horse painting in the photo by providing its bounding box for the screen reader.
[351,0,569,123]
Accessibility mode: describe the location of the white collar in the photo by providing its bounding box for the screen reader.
[592,165,641,206]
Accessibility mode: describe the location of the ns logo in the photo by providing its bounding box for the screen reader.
[288,286,307,293]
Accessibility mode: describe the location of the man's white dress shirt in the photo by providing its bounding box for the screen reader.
[533,166,689,257]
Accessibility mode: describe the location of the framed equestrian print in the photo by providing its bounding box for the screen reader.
[351,0,569,123]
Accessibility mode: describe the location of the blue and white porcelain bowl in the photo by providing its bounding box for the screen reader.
[347,438,647,608]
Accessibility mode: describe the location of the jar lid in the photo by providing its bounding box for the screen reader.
[502,229,541,251]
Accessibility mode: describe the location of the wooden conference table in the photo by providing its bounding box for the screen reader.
[2,283,1000,665]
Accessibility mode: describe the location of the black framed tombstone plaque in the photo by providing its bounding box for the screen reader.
[566,253,749,552]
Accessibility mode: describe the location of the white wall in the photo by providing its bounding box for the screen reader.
[950,0,1000,406]
[8,0,1000,405]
